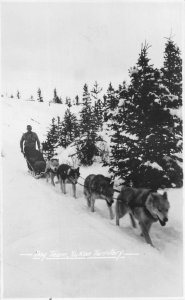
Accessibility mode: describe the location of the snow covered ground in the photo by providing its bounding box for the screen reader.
[1,98,184,298]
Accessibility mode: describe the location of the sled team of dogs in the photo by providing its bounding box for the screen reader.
[45,157,170,248]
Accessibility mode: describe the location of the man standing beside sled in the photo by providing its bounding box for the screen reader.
[20,125,40,155]
[20,125,43,172]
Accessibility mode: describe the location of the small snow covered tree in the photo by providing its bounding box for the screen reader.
[109,43,182,189]
[42,118,59,159]
[161,37,182,107]
[75,95,79,105]
[17,91,20,99]
[66,97,72,108]
[37,88,43,102]
[53,88,62,104]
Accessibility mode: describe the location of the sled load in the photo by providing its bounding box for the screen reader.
[24,147,46,178]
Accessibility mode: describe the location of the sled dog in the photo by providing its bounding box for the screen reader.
[57,164,80,198]
[116,187,170,247]
[84,174,114,219]
[45,157,60,186]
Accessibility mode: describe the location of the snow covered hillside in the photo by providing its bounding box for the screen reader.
[1,98,183,298]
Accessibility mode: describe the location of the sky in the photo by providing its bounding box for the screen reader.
[1,1,184,101]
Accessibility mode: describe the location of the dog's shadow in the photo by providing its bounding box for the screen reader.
[151,224,182,250]
[117,219,146,245]
[115,216,183,251]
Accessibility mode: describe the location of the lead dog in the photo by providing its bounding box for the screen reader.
[116,187,170,247]
[57,164,80,198]
[45,158,60,186]
[84,174,114,219]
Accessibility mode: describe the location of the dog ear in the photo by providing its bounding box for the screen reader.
[145,193,154,211]
[163,191,167,200]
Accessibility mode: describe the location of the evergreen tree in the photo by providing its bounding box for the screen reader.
[66,97,72,108]
[75,84,101,165]
[91,81,102,101]
[75,95,79,105]
[65,97,69,106]
[109,43,182,189]
[58,108,79,148]
[42,118,59,159]
[57,118,67,149]
[93,99,103,131]
[91,81,103,130]
[37,88,43,102]
[103,94,107,108]
[17,91,20,99]
[80,84,93,135]
[161,37,182,107]
[53,88,62,104]
[104,83,119,122]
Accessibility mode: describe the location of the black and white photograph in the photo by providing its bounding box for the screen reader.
[1,0,184,298]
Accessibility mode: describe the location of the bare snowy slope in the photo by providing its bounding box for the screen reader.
[1,98,183,298]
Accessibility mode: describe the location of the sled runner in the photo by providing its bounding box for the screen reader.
[24,148,46,178]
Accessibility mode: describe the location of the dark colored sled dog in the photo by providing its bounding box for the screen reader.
[84,174,114,219]
[116,187,170,247]
[57,164,80,198]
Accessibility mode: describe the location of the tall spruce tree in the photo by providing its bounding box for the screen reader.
[109,43,182,189]
[161,37,182,107]
[58,108,79,148]
[75,84,101,165]
[93,99,103,130]
[104,83,119,122]
[91,81,103,130]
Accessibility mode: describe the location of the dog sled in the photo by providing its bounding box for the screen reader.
[24,148,46,179]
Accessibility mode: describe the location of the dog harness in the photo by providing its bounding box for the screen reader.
[118,191,157,222]
[47,168,57,174]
